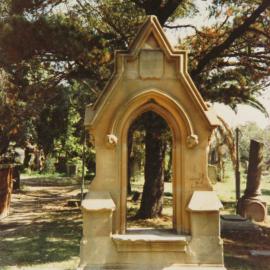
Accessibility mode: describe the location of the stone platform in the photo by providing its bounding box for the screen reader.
[79,265,226,270]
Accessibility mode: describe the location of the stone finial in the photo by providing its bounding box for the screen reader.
[186,134,199,148]
[106,134,118,147]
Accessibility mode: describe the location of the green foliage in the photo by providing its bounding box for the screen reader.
[238,122,270,164]
[43,154,56,174]
[179,0,270,110]
[0,0,269,168]
[57,106,82,158]
[36,85,69,156]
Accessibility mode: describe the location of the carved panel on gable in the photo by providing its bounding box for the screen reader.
[139,50,164,79]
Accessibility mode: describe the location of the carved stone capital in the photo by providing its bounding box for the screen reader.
[186,134,199,148]
[106,134,118,147]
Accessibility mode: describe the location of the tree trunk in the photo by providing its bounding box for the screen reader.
[136,122,166,218]
[23,147,32,169]
[127,126,134,195]
[164,143,172,182]
[0,134,10,156]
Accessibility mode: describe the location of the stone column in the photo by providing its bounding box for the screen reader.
[245,139,263,197]
[237,140,267,221]
[79,191,116,269]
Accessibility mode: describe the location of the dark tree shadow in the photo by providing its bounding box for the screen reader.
[0,209,82,267]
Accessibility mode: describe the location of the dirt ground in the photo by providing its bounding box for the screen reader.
[222,216,270,270]
[0,177,270,270]
[0,176,82,270]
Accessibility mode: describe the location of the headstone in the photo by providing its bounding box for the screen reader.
[208,164,218,184]
[237,139,267,222]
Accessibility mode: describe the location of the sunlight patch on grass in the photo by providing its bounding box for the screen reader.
[213,162,270,214]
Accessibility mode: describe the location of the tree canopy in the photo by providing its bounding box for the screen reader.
[0,0,269,155]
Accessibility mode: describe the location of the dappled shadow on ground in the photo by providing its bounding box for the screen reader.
[126,191,173,229]
[0,210,81,266]
[222,223,270,270]
[0,177,82,268]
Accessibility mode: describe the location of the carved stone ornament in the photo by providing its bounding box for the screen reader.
[106,134,118,147]
[186,134,199,148]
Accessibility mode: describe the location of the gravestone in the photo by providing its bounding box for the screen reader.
[79,16,225,270]
[237,139,267,222]
[208,164,218,184]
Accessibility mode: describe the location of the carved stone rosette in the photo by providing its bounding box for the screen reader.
[186,134,199,148]
[106,134,118,148]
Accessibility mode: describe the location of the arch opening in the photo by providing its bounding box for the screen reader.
[116,95,185,234]
[126,111,173,230]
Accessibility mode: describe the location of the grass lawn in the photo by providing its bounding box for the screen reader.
[214,163,270,215]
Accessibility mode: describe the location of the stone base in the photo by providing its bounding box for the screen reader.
[78,264,226,270]
[237,197,267,222]
[80,193,225,270]
[111,230,190,252]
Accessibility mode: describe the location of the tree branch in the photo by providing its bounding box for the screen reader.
[157,0,185,25]
[164,23,200,33]
[191,0,270,78]
[222,52,270,60]
[248,27,270,39]
[131,0,184,25]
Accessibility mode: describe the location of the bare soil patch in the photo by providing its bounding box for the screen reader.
[222,216,270,270]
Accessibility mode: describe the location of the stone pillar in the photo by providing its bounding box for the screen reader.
[237,140,267,221]
[79,191,116,269]
[187,191,224,266]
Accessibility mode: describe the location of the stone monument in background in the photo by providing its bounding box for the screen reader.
[237,139,267,222]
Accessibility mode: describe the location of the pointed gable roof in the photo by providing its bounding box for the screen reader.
[128,16,174,54]
[84,16,219,129]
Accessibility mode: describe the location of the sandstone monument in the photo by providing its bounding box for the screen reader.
[79,16,225,270]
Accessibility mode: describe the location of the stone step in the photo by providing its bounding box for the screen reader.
[80,264,226,270]
[111,229,190,252]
